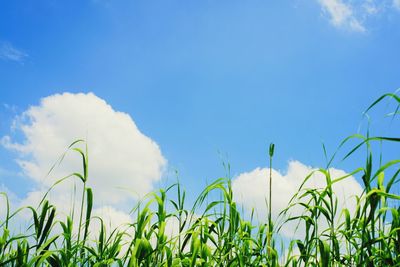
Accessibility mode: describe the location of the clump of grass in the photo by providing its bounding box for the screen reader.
[0,93,400,266]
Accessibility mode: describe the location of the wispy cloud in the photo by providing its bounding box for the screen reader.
[0,41,28,63]
[362,1,380,15]
[317,0,366,32]
[316,0,400,32]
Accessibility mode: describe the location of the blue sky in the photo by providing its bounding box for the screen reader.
[1,0,400,221]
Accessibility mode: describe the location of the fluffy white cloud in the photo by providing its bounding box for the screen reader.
[0,92,168,242]
[91,205,133,234]
[317,0,366,32]
[2,92,166,205]
[232,161,363,238]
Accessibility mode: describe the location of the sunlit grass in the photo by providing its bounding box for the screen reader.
[1,94,400,266]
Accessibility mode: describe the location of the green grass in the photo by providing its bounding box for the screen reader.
[1,93,400,266]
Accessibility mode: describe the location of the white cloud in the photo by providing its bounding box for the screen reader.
[0,92,168,243]
[0,41,28,63]
[232,161,363,239]
[91,205,133,234]
[315,0,400,31]
[2,92,166,206]
[317,0,366,32]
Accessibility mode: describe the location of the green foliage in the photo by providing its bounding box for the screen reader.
[1,94,400,266]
